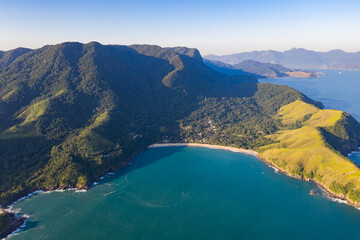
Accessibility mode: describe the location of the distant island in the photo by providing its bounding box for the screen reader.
[204,59,321,78]
[205,48,360,70]
[1,42,360,238]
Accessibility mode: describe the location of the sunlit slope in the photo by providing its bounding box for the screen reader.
[260,100,360,204]
[0,42,359,209]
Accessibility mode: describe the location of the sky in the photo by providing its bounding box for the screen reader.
[0,0,359,55]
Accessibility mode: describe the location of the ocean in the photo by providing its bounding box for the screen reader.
[9,69,360,240]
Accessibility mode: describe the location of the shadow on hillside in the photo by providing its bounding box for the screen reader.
[203,60,265,79]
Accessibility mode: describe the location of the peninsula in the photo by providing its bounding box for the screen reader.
[1,42,360,237]
[204,59,320,78]
[205,48,360,71]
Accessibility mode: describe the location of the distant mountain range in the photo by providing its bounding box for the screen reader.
[204,59,319,78]
[205,48,360,70]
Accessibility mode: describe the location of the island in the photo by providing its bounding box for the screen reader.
[0,42,359,238]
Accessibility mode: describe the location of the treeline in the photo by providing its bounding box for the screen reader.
[0,42,345,206]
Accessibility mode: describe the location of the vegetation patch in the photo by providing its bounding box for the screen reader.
[0,213,7,234]
[260,100,360,203]
[0,42,359,208]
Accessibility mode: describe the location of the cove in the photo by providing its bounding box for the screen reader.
[10,146,360,240]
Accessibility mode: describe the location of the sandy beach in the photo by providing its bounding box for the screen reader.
[148,143,260,158]
[148,142,360,208]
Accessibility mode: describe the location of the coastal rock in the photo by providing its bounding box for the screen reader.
[0,212,26,239]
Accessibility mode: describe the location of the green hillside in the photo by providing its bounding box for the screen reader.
[0,42,359,207]
[260,101,360,203]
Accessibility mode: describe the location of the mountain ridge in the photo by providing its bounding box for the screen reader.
[1,42,360,234]
[205,48,360,70]
[204,59,319,78]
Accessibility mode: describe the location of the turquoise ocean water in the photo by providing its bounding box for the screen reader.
[9,69,360,240]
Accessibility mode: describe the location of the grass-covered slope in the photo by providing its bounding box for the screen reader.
[259,100,360,204]
[0,42,359,208]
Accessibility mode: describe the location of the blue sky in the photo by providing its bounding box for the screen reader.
[0,0,359,55]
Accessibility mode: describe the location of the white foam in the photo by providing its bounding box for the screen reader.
[11,190,44,205]
[269,166,280,173]
[54,189,65,192]
[100,172,115,180]
[329,197,348,205]
[75,189,87,193]
[320,190,358,209]
[7,218,28,238]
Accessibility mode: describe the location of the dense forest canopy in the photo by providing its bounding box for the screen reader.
[0,42,359,208]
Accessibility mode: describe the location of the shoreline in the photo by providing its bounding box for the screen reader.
[148,143,260,157]
[2,142,359,238]
[148,143,360,209]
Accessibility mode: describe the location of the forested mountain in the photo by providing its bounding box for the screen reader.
[0,42,360,211]
[0,48,31,69]
[205,48,360,70]
[204,59,318,78]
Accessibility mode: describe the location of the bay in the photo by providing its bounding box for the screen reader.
[9,69,360,240]
[10,147,360,240]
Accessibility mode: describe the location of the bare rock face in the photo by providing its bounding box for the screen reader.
[0,212,26,239]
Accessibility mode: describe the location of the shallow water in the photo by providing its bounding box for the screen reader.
[9,70,360,239]
[10,147,360,240]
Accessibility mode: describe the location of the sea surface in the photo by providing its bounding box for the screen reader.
[260,69,360,164]
[10,147,360,240]
[260,69,360,121]
[9,69,360,240]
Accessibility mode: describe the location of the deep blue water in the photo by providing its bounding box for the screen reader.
[260,69,360,121]
[9,70,360,240]
[10,147,360,240]
[260,69,360,164]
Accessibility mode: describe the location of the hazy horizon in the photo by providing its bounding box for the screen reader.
[1,42,359,57]
[1,0,359,55]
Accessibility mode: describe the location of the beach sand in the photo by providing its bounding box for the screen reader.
[148,143,260,158]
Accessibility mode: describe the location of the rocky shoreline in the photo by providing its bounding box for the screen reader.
[149,143,360,209]
[0,211,26,239]
[0,145,144,239]
[1,142,359,238]
[257,152,360,208]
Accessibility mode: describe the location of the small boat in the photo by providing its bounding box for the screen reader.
[339,72,342,75]
[309,190,316,196]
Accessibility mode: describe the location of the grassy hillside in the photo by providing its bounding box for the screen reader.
[260,101,360,203]
[0,42,359,208]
